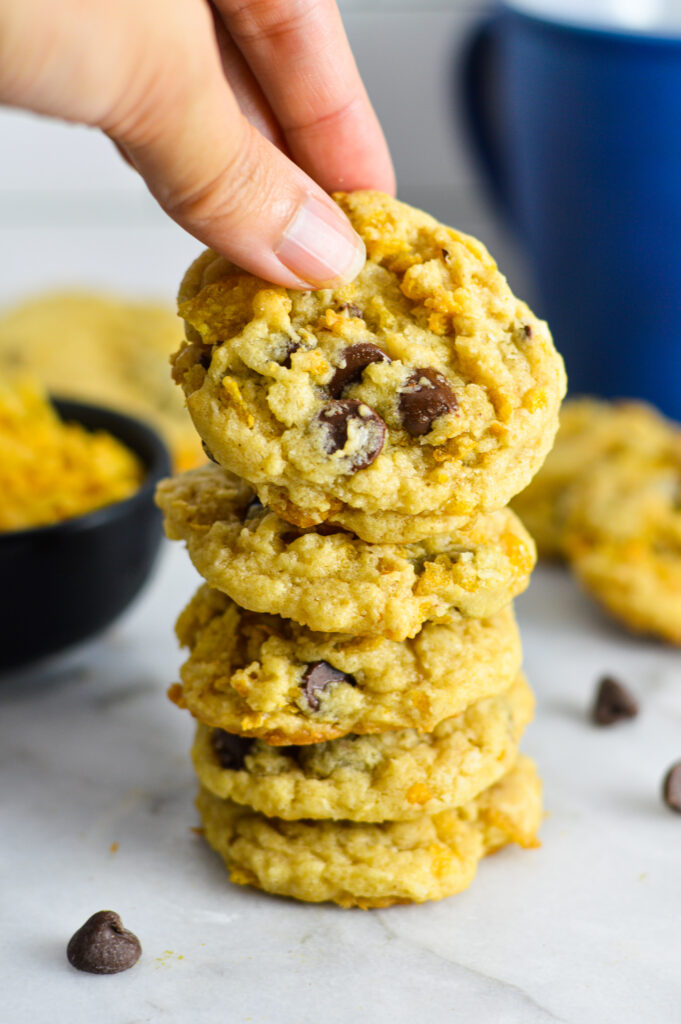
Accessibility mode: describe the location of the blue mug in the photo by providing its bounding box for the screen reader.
[462,2,681,418]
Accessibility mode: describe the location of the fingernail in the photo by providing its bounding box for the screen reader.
[275,195,365,287]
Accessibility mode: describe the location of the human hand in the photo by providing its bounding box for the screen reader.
[0,0,395,287]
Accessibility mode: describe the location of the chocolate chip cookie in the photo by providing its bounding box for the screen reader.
[172,192,565,539]
[191,673,533,821]
[512,398,674,558]
[195,755,542,908]
[562,418,681,643]
[157,464,536,639]
[170,585,522,744]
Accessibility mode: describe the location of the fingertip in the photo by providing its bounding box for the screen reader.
[274,194,366,288]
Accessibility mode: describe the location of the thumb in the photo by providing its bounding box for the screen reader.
[110,35,365,289]
[0,0,365,288]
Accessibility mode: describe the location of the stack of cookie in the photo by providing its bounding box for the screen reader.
[157,192,566,907]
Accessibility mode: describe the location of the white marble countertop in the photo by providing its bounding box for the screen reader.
[2,543,680,1024]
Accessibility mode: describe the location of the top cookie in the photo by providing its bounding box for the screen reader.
[172,192,565,539]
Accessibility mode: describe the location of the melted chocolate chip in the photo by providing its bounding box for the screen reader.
[592,676,639,726]
[338,302,363,318]
[201,440,218,464]
[522,324,533,340]
[301,661,354,711]
[280,340,300,369]
[212,730,253,770]
[316,399,386,471]
[662,762,681,813]
[67,911,141,975]
[398,367,458,436]
[328,343,390,398]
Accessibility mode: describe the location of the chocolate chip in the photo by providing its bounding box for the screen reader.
[212,730,253,769]
[441,248,450,259]
[280,340,300,369]
[301,661,354,711]
[316,399,386,471]
[522,324,533,339]
[201,440,218,464]
[338,302,363,318]
[398,368,458,436]
[592,676,639,725]
[67,911,141,975]
[328,343,390,398]
[662,762,681,813]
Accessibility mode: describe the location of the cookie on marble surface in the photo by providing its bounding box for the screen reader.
[157,464,535,639]
[172,192,565,538]
[192,673,534,822]
[195,755,542,908]
[562,425,681,644]
[170,585,522,744]
[512,398,674,558]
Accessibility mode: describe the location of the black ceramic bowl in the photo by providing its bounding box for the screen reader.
[0,398,172,674]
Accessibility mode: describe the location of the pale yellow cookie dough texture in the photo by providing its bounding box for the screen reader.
[157,192,562,906]
[513,397,681,644]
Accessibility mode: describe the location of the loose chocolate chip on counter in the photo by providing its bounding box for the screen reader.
[662,762,681,813]
[201,440,218,464]
[316,399,386,471]
[592,676,639,726]
[398,368,458,437]
[328,344,391,398]
[66,911,141,975]
[301,661,355,711]
[212,730,254,770]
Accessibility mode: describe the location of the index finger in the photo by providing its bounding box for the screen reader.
[213,0,395,195]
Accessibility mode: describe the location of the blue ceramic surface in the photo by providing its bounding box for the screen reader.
[462,4,681,417]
